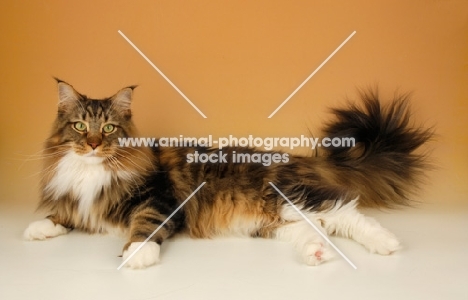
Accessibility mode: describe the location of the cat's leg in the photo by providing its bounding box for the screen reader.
[317,200,401,255]
[121,206,183,269]
[274,205,333,266]
[23,216,69,240]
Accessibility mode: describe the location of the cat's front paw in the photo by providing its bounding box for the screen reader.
[23,219,69,240]
[362,228,401,255]
[301,242,334,266]
[122,242,160,269]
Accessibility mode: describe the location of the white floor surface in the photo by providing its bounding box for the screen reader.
[0,203,467,300]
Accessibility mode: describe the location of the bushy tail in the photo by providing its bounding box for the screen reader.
[321,90,433,208]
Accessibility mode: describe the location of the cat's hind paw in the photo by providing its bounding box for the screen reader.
[122,242,160,269]
[301,242,334,266]
[362,228,401,255]
[23,219,69,240]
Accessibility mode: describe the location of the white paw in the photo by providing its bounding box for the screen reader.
[23,219,68,240]
[122,242,160,269]
[362,228,401,255]
[301,242,334,266]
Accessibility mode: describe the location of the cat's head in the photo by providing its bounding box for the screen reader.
[45,79,153,172]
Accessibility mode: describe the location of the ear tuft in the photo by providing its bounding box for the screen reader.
[57,80,80,104]
[111,86,136,117]
[55,79,82,113]
[113,87,133,107]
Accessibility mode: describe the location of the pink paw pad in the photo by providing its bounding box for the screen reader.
[302,242,332,266]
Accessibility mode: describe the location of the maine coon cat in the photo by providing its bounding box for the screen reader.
[24,80,431,268]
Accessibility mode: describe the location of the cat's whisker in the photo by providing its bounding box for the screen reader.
[18,150,70,160]
[108,155,138,179]
[24,164,58,180]
[115,147,153,165]
[16,145,69,160]
[120,157,148,172]
[106,155,132,175]
[113,151,150,172]
[115,147,156,172]
[38,161,60,180]
[16,149,70,171]
[23,169,48,180]
[105,155,142,189]
[105,155,123,171]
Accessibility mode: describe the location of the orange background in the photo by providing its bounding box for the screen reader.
[0,1,467,207]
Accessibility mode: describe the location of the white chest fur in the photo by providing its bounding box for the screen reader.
[46,151,112,219]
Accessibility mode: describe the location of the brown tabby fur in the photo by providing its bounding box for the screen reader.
[35,80,432,253]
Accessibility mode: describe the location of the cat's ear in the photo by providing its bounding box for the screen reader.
[55,79,81,113]
[111,86,137,117]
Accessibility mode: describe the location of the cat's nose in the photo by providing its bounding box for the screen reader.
[88,142,100,149]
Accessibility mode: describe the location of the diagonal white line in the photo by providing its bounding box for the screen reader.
[118,30,207,118]
[117,181,206,270]
[268,30,356,118]
[268,182,357,269]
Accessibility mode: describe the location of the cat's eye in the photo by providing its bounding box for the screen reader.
[102,124,115,133]
[73,121,87,132]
